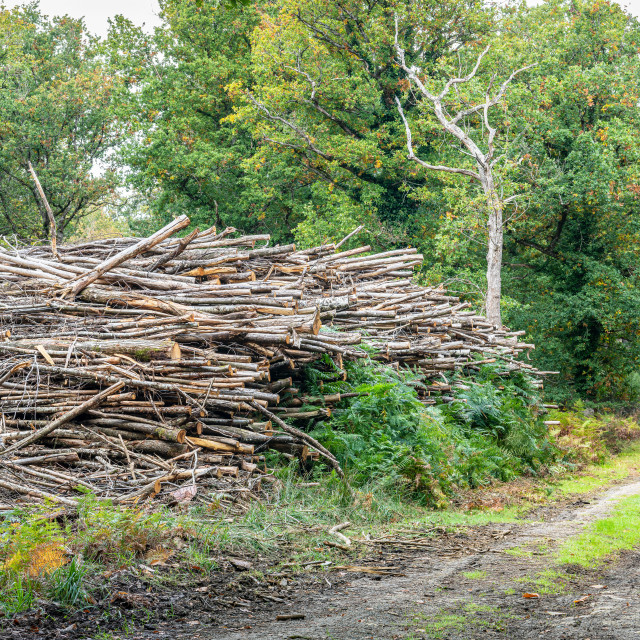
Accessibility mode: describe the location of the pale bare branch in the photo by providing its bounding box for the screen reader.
[438,46,490,101]
[285,58,318,101]
[395,97,481,181]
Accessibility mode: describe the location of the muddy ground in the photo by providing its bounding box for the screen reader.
[4,480,640,640]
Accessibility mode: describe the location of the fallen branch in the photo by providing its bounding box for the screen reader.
[329,521,352,546]
[249,401,350,487]
[0,382,125,457]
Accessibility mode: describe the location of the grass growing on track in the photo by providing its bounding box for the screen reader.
[511,480,640,595]
[462,570,487,580]
[408,602,517,639]
[551,440,640,497]
[557,493,640,567]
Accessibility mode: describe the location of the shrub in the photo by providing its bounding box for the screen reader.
[547,404,640,464]
[304,357,556,504]
[0,506,74,616]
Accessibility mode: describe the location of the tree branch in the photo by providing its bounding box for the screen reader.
[395,14,536,168]
[515,237,560,258]
[439,45,490,100]
[247,93,334,161]
[549,202,569,252]
[284,62,364,139]
[394,97,481,181]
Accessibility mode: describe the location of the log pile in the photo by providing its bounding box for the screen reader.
[0,216,536,507]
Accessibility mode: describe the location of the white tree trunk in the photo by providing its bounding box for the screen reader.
[394,30,534,329]
[482,170,503,327]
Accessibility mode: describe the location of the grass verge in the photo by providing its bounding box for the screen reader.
[549,440,640,497]
[512,488,640,596]
[557,493,640,567]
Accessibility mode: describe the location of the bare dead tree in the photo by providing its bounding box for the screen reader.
[394,17,535,326]
[27,161,58,258]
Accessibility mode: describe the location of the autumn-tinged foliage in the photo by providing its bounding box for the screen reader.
[502,0,640,400]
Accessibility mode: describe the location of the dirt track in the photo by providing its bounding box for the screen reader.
[188,479,640,640]
[6,479,640,640]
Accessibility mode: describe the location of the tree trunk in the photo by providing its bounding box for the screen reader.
[482,169,503,327]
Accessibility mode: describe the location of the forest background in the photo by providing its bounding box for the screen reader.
[1,0,639,405]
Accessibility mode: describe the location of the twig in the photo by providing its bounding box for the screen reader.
[118,433,138,480]
[0,477,76,506]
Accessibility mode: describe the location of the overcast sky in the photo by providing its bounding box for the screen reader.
[2,0,163,36]
[0,0,639,37]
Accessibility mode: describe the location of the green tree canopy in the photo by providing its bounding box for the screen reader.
[112,0,640,400]
[239,0,493,247]
[0,4,121,240]
[499,0,640,399]
[113,0,318,240]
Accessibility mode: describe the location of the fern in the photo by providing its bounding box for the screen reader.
[301,357,557,505]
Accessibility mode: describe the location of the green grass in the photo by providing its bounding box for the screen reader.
[514,568,569,595]
[505,542,550,558]
[46,557,87,606]
[464,602,499,614]
[0,573,36,617]
[410,611,467,638]
[557,494,640,567]
[425,507,524,526]
[462,570,487,580]
[421,438,640,534]
[509,487,640,595]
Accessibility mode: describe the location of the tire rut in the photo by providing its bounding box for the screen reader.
[193,477,640,640]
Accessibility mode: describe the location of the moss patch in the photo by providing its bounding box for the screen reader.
[409,602,516,638]
[462,570,487,580]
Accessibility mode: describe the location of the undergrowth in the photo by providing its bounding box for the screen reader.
[303,356,557,505]
[546,404,640,463]
[0,471,422,620]
[0,495,223,619]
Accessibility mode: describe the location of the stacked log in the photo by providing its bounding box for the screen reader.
[0,217,536,506]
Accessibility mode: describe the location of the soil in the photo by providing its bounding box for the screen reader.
[5,479,640,640]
